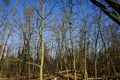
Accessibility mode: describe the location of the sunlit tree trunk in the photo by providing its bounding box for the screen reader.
[69,0,76,79]
[0,0,17,61]
[40,0,45,80]
[0,28,10,61]
[61,22,69,80]
[70,24,76,80]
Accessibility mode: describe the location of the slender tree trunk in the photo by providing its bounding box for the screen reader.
[69,0,76,79]
[0,0,17,61]
[64,57,69,80]
[94,27,99,80]
[97,16,110,77]
[0,25,11,61]
[94,46,98,80]
[28,44,30,80]
[40,0,45,80]
[70,21,76,80]
[97,14,116,77]
[83,17,88,80]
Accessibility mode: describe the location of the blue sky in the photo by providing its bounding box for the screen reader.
[0,0,119,57]
[0,0,97,48]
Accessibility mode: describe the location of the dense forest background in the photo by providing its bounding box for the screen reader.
[0,0,120,80]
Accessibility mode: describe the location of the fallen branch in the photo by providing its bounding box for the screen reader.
[8,58,40,68]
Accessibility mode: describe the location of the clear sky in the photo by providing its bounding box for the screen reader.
[0,0,119,57]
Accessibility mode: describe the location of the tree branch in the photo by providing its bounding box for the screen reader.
[105,0,120,14]
[8,58,40,68]
[90,0,120,25]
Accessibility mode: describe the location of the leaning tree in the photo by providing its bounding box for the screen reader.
[90,0,120,25]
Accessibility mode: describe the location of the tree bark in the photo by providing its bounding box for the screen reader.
[83,16,88,80]
[69,0,76,79]
[90,0,120,25]
[40,0,45,80]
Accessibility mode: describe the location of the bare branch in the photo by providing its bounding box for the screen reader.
[90,0,120,25]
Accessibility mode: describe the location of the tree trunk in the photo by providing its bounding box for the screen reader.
[69,0,76,79]
[94,48,98,80]
[40,0,45,80]
[84,16,88,80]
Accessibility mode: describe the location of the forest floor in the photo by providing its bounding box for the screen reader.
[1,71,120,80]
[0,73,103,80]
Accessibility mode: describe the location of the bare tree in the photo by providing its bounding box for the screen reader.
[40,0,45,80]
[0,0,17,61]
